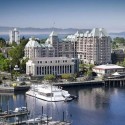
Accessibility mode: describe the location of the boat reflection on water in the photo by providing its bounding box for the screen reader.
[26,95,73,123]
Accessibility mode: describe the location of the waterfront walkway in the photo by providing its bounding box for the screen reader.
[0,85,30,93]
[53,79,104,87]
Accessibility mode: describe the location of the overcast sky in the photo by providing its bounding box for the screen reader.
[0,0,125,32]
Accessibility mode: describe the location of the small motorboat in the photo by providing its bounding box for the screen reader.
[70,95,78,100]
[64,97,73,102]
[26,114,52,124]
[13,107,28,113]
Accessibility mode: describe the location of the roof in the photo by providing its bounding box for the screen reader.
[65,28,109,39]
[29,57,72,61]
[44,43,54,48]
[88,28,108,37]
[93,64,125,70]
[49,31,58,36]
[25,38,41,48]
[112,72,120,76]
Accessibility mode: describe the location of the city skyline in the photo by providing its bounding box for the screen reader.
[0,0,125,32]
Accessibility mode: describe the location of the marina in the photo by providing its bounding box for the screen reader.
[0,86,125,125]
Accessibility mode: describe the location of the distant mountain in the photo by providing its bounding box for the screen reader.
[0,26,125,39]
[0,26,90,34]
[109,32,125,39]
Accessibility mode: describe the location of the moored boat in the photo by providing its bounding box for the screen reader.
[24,114,52,124]
[26,84,72,102]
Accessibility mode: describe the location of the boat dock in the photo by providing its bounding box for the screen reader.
[9,121,71,125]
[0,85,30,93]
[104,78,125,87]
[0,111,29,119]
[53,80,104,87]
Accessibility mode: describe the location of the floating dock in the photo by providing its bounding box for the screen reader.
[0,111,29,118]
[0,85,30,93]
[10,121,71,125]
[53,80,104,87]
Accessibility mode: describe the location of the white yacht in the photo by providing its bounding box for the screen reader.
[26,84,71,102]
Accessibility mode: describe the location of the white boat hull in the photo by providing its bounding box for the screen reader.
[26,90,66,102]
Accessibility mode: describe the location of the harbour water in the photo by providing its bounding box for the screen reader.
[0,34,68,41]
[1,86,125,125]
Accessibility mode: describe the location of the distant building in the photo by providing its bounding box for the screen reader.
[9,28,20,44]
[111,49,125,64]
[26,57,78,76]
[92,64,125,77]
[0,47,12,58]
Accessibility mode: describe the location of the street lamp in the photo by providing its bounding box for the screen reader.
[9,65,12,80]
[14,65,20,80]
[14,65,20,71]
[71,40,75,58]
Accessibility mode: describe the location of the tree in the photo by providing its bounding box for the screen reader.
[40,38,47,44]
[20,58,29,73]
[8,47,21,67]
[0,53,6,71]
[0,38,6,47]
[61,74,71,80]
[112,37,125,49]
[117,58,125,67]
[44,74,55,81]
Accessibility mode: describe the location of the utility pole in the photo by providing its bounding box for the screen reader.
[9,65,12,80]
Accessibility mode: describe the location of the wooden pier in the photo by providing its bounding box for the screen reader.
[0,111,29,119]
[53,80,104,87]
[9,121,71,125]
[104,78,125,87]
[0,85,30,93]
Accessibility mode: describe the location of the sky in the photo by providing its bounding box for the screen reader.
[0,0,125,32]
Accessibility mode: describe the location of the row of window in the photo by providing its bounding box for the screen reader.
[37,60,69,64]
[36,65,73,75]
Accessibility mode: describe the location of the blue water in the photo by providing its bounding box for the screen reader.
[1,87,125,125]
[0,34,68,41]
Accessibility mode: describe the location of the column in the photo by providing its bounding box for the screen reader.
[64,65,66,73]
[69,65,70,73]
[49,66,50,74]
[72,65,74,73]
[59,66,60,75]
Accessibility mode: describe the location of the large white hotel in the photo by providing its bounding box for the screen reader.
[25,28,111,76]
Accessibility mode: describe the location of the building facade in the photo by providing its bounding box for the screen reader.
[9,28,20,45]
[65,28,111,65]
[111,49,125,64]
[24,28,111,65]
[93,64,125,77]
[24,38,55,59]
[26,57,77,76]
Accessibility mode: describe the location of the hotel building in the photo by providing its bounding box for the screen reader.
[25,28,111,65]
[24,28,111,76]
[9,28,20,45]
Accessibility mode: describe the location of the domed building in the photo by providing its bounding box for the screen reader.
[24,37,55,59]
